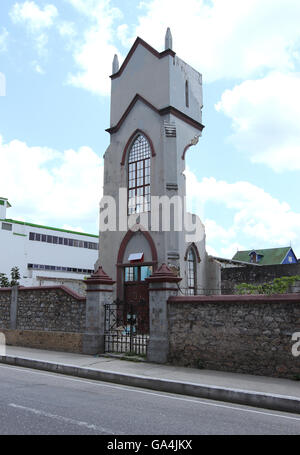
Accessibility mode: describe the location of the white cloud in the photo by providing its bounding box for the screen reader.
[31,61,45,74]
[0,28,8,53]
[66,0,123,96]
[121,0,300,82]
[10,1,58,56]
[10,1,58,32]
[216,72,300,172]
[0,135,102,233]
[186,171,300,258]
[57,21,76,38]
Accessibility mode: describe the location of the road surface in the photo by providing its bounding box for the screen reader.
[0,363,299,435]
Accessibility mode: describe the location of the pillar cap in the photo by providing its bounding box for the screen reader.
[146,263,182,283]
[85,266,115,286]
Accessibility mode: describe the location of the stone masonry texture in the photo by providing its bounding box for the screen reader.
[0,286,86,352]
[0,290,10,329]
[222,263,300,294]
[168,295,300,379]
[16,288,86,333]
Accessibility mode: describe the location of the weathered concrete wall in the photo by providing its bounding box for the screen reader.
[168,294,300,379]
[222,263,300,294]
[1,329,83,353]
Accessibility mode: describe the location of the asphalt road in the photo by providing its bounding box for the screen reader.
[0,363,300,436]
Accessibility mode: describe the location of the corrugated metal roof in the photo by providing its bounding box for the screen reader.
[232,247,292,265]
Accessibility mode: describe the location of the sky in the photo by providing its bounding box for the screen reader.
[0,0,300,259]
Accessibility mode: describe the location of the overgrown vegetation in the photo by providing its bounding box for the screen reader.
[0,267,21,288]
[235,275,300,295]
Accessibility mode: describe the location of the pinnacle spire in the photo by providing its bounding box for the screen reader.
[112,54,119,74]
[165,27,173,50]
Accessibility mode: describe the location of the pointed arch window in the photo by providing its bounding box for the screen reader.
[187,248,196,295]
[128,134,151,215]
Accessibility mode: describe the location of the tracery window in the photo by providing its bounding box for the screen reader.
[128,134,151,215]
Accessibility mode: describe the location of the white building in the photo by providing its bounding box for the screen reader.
[0,197,99,294]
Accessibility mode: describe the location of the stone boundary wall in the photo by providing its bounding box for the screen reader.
[0,286,86,340]
[1,329,83,353]
[17,287,86,332]
[222,263,300,294]
[0,289,11,329]
[168,294,300,379]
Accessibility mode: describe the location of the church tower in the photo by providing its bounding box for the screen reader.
[99,30,220,310]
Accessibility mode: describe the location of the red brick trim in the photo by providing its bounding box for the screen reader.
[116,228,158,299]
[0,285,86,301]
[110,37,175,80]
[85,267,115,286]
[86,289,113,293]
[106,94,205,135]
[121,129,156,165]
[146,263,182,284]
[168,294,300,304]
[117,228,158,264]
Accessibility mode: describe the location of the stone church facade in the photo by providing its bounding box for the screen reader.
[98,29,220,308]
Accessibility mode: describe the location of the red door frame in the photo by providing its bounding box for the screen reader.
[116,228,158,301]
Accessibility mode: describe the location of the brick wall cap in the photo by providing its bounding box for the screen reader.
[146,263,182,283]
[85,266,116,286]
[168,293,300,303]
[0,285,86,301]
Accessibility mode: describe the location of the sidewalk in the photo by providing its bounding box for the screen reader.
[0,346,299,415]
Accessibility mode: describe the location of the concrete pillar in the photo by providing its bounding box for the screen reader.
[10,285,18,330]
[82,267,115,355]
[146,264,181,363]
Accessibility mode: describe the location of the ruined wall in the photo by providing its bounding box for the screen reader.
[222,263,300,294]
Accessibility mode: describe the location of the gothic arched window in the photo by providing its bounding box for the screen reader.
[187,248,196,295]
[128,134,151,215]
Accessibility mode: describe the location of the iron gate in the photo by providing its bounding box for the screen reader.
[104,299,149,356]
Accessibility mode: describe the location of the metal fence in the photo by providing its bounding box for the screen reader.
[104,300,149,356]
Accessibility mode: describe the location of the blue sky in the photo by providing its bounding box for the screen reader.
[0,0,300,259]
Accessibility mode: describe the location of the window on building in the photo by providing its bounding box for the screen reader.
[124,267,139,282]
[28,231,98,250]
[2,222,12,231]
[128,134,151,215]
[187,248,196,295]
[185,80,189,108]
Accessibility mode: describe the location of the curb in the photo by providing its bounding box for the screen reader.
[0,355,299,415]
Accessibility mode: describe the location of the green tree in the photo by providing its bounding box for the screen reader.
[10,266,21,286]
[0,267,21,287]
[0,273,10,288]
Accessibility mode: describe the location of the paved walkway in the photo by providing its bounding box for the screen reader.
[0,346,299,414]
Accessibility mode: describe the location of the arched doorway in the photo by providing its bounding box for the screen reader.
[117,228,158,333]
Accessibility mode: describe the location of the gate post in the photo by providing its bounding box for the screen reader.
[146,264,181,363]
[83,267,115,355]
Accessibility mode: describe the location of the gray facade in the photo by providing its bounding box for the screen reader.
[99,32,220,300]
